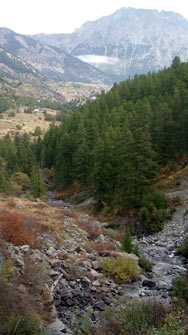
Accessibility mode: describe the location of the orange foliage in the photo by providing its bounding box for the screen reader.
[77,219,102,239]
[86,241,117,253]
[0,212,35,246]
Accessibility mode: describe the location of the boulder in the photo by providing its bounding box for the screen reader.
[142,279,156,288]
[46,319,69,335]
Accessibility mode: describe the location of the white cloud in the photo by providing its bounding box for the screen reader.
[77,55,119,65]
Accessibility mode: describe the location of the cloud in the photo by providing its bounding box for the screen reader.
[77,55,119,65]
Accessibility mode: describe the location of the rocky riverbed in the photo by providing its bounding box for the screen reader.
[44,185,188,334]
[0,186,187,335]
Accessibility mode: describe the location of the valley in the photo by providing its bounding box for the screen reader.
[0,7,188,335]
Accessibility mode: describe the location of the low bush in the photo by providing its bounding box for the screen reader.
[139,256,153,272]
[177,236,188,258]
[0,213,35,247]
[11,172,31,191]
[149,312,186,335]
[172,275,188,302]
[2,314,44,335]
[153,191,168,209]
[103,227,120,239]
[77,219,102,239]
[100,256,139,283]
[85,241,117,254]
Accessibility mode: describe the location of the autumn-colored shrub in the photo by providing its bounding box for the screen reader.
[85,241,117,253]
[77,219,102,239]
[100,256,139,283]
[54,192,64,200]
[6,197,16,208]
[0,213,35,246]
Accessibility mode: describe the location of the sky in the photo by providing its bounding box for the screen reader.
[1,0,188,35]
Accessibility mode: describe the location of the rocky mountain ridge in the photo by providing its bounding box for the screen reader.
[0,28,112,84]
[33,8,188,81]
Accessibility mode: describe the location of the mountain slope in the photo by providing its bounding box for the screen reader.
[33,8,188,81]
[0,46,37,79]
[0,28,112,84]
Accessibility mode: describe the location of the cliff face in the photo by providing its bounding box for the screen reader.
[33,8,188,81]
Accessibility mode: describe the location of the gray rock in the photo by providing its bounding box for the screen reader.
[101,222,109,228]
[50,259,62,267]
[46,247,57,257]
[20,245,30,253]
[92,261,100,270]
[93,280,100,287]
[81,260,92,269]
[50,270,60,277]
[14,257,24,268]
[66,299,74,306]
[69,280,77,288]
[60,290,73,299]
[96,234,105,242]
[77,198,96,210]
[142,280,156,288]
[94,300,105,311]
[46,319,68,335]
[81,277,90,288]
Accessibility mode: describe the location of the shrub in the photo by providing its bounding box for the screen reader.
[85,241,117,254]
[149,312,186,335]
[11,172,30,191]
[153,191,168,209]
[152,208,165,224]
[102,227,120,239]
[122,227,134,253]
[170,207,176,215]
[10,181,22,195]
[172,195,181,204]
[8,111,15,117]
[77,219,102,239]
[139,207,150,223]
[100,256,139,283]
[0,213,35,246]
[2,314,44,335]
[16,124,22,130]
[33,126,42,136]
[177,236,188,258]
[172,276,188,302]
[139,256,153,272]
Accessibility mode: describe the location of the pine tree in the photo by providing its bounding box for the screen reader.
[30,165,45,197]
[122,227,134,253]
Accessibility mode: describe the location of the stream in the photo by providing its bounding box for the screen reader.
[135,187,188,301]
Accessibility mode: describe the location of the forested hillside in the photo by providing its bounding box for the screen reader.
[1,57,188,213]
[36,57,188,207]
